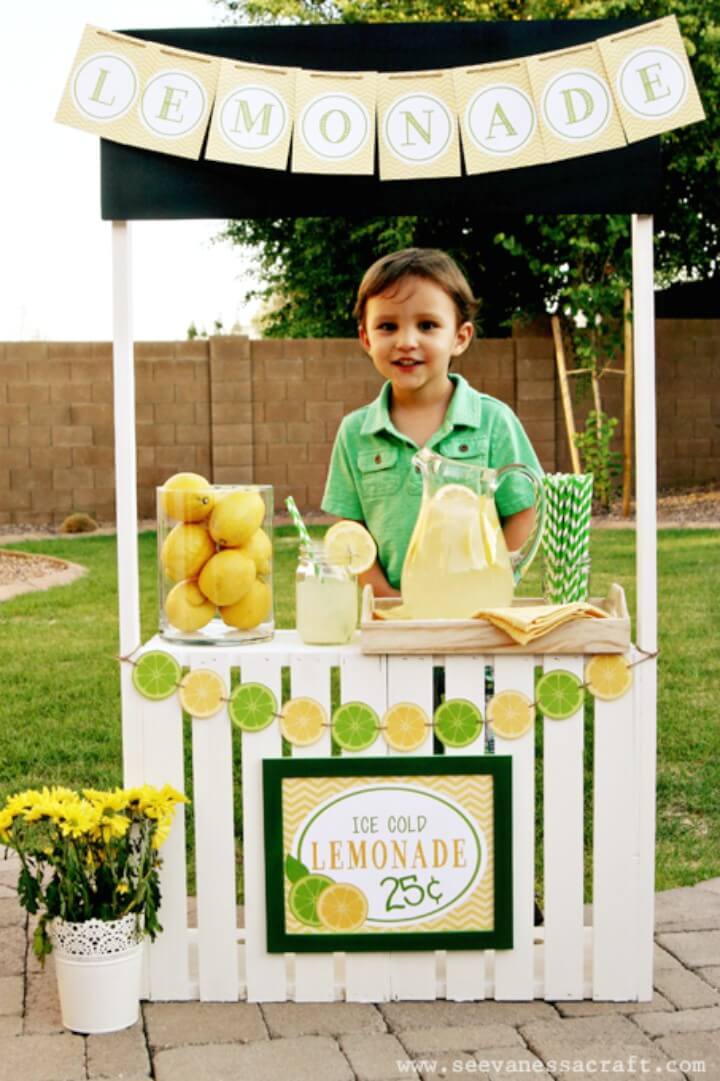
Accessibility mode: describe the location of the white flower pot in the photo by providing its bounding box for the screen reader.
[50,914,143,1034]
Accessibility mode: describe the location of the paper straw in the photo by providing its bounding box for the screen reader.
[541,473,593,603]
[285,496,313,550]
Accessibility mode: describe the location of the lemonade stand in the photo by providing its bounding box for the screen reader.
[73,17,674,1003]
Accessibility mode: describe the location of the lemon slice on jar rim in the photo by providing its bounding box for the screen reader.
[324,521,377,575]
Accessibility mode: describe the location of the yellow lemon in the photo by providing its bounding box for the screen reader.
[585,654,633,701]
[165,580,216,632]
[316,883,368,933]
[324,520,377,575]
[209,490,265,547]
[220,579,271,630]
[178,668,227,719]
[198,549,256,607]
[382,702,429,752]
[487,690,534,740]
[161,523,215,582]
[238,528,272,575]
[160,473,215,522]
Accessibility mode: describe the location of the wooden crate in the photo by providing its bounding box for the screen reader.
[360,582,630,655]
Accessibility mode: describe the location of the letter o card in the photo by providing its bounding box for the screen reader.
[597,16,705,143]
[206,60,296,170]
[291,70,376,175]
[453,60,546,174]
[377,70,461,181]
[527,42,626,162]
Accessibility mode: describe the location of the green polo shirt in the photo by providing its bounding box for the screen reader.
[321,374,543,589]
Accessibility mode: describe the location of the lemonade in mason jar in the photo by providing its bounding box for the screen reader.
[295,543,358,645]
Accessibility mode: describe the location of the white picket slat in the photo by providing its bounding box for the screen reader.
[491,655,535,1000]
[240,654,288,1002]
[340,651,390,1003]
[542,655,585,1000]
[634,651,657,1001]
[443,655,487,1001]
[290,654,336,1002]
[386,655,437,1001]
[593,654,639,1000]
[134,664,192,1000]
[189,654,239,1001]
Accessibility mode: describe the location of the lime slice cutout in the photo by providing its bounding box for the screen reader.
[132,650,182,700]
[228,682,278,732]
[288,873,333,928]
[433,698,483,748]
[536,670,585,721]
[332,701,379,752]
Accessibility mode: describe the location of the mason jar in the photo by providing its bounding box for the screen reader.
[157,481,274,645]
[295,542,358,645]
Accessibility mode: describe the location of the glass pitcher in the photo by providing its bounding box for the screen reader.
[401,447,545,619]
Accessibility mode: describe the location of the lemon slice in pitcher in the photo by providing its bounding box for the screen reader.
[324,521,377,575]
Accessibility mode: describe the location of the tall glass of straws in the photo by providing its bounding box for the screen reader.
[541,473,594,603]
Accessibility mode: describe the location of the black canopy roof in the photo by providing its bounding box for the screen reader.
[100,20,662,220]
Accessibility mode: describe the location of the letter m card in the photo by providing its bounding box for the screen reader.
[597,16,705,143]
[453,59,546,175]
[206,59,297,170]
[527,40,626,163]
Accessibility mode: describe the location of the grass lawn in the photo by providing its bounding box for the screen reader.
[0,526,717,896]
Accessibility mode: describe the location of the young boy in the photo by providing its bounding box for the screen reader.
[321,248,542,597]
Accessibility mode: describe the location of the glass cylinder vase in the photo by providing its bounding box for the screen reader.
[157,482,274,645]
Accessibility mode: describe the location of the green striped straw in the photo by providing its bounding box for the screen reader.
[285,495,313,550]
[541,474,594,603]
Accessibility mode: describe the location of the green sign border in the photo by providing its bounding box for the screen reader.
[263,755,513,953]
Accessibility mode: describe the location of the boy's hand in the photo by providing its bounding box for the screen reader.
[359,560,402,599]
[502,507,536,553]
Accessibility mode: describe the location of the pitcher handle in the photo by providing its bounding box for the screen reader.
[493,464,546,584]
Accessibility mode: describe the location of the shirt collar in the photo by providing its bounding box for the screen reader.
[360,374,482,437]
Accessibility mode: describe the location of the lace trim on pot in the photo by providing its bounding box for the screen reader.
[50,914,143,957]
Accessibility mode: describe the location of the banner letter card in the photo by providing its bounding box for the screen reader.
[453,58,546,174]
[291,69,377,175]
[56,25,220,160]
[377,68,461,181]
[597,15,705,142]
[527,40,626,162]
[206,60,296,169]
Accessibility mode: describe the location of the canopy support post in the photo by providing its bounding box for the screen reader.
[631,212,657,1001]
[112,220,143,786]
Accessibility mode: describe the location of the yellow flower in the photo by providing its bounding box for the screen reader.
[115,881,130,896]
[57,801,97,839]
[23,794,64,823]
[3,789,43,818]
[83,788,127,815]
[151,814,173,849]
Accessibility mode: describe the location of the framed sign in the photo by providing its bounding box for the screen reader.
[263,755,512,952]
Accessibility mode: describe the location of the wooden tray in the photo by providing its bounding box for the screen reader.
[360,582,631,655]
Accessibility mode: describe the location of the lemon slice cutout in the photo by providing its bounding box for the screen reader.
[324,521,377,575]
[179,668,227,719]
[228,682,277,732]
[288,873,333,928]
[586,654,633,701]
[434,698,483,748]
[382,702,429,752]
[316,882,368,932]
[487,690,534,740]
[332,701,379,752]
[280,697,327,746]
[536,670,585,720]
[132,650,182,700]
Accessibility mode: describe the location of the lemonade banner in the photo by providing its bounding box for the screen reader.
[56,17,703,176]
[263,757,513,952]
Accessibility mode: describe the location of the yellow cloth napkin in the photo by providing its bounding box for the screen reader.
[374,601,609,645]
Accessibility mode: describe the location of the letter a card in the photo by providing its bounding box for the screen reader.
[291,70,377,175]
[453,59,546,174]
[527,41,626,162]
[597,16,705,143]
[377,69,461,181]
[206,60,296,170]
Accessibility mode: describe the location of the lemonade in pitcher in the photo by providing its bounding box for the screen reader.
[400,448,544,620]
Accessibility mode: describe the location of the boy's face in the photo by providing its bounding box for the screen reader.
[359,276,473,397]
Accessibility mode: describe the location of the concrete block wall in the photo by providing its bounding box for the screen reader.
[1,322,718,525]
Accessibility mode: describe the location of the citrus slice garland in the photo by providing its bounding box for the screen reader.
[288,873,334,928]
[332,701,380,752]
[486,690,534,740]
[178,668,227,719]
[382,702,429,752]
[535,670,585,721]
[280,697,327,747]
[585,654,633,701]
[316,882,368,933]
[132,650,182,700]
[433,698,483,748]
[228,682,278,732]
[324,520,377,575]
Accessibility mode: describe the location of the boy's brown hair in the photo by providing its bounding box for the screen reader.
[353,248,479,329]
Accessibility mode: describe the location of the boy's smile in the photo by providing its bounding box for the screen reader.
[359,276,473,402]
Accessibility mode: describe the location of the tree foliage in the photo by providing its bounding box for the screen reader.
[214,0,718,338]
